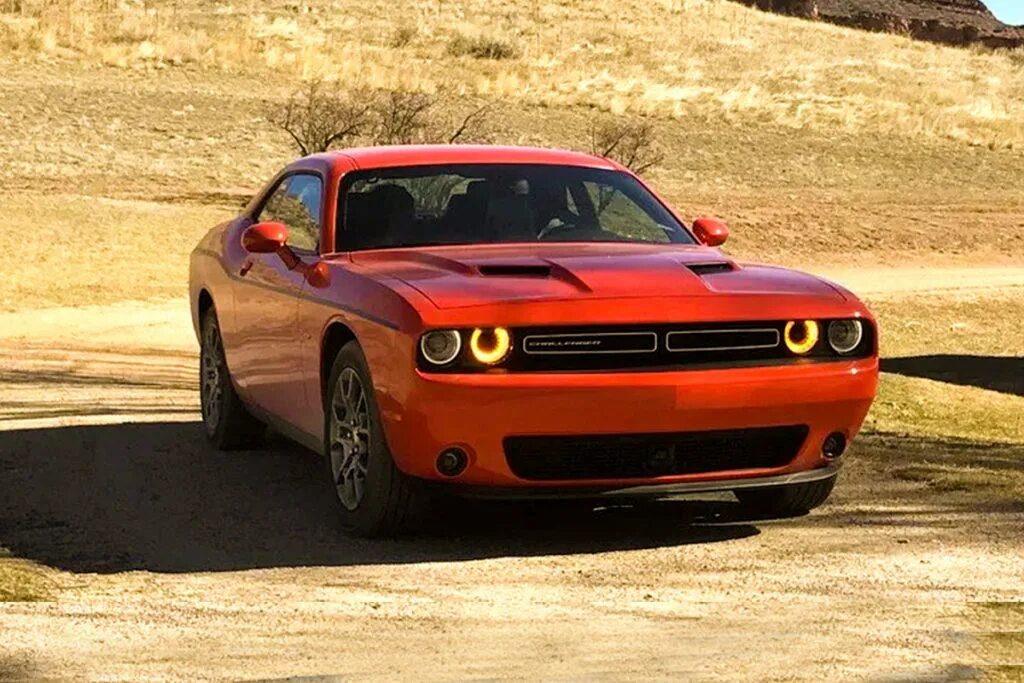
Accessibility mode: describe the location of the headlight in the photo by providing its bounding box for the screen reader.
[420,330,461,365]
[469,327,511,365]
[827,320,864,355]
[784,320,819,355]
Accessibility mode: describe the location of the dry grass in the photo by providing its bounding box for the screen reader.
[863,290,1024,445]
[0,193,231,311]
[1,0,1023,149]
[871,374,1024,443]
[0,557,53,602]
[447,32,519,60]
[869,291,1024,359]
[0,59,1021,277]
[893,462,1022,496]
[1,2,1023,284]
[970,602,1024,681]
[857,289,1024,505]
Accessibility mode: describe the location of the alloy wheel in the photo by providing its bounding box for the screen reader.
[200,321,224,435]
[329,367,371,510]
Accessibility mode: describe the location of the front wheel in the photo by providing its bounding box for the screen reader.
[325,341,427,536]
[733,476,836,518]
[199,309,265,449]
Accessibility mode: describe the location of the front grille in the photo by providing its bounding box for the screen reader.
[494,321,875,373]
[417,321,876,373]
[666,328,779,352]
[504,425,809,481]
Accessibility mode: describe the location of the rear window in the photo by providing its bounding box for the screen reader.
[337,164,693,251]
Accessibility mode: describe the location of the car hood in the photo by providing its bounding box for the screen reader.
[349,243,846,309]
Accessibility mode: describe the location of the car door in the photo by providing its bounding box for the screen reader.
[232,172,324,429]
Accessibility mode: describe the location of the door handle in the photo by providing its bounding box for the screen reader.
[239,259,253,277]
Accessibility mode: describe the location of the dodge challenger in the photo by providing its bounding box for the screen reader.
[189,145,879,536]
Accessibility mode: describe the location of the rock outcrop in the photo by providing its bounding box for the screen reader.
[736,0,1024,48]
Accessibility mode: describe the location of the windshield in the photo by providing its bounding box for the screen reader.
[338,164,694,251]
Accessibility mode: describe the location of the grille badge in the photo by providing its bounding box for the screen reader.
[523,332,658,355]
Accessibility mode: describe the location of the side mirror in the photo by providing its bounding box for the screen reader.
[692,217,729,247]
[242,222,288,254]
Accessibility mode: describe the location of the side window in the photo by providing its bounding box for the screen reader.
[259,174,322,252]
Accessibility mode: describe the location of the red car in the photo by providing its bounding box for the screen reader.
[189,145,879,536]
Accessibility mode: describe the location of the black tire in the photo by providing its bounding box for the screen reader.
[733,476,836,518]
[199,308,265,450]
[324,341,427,537]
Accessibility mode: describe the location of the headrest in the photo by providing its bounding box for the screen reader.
[368,183,414,212]
[465,180,490,200]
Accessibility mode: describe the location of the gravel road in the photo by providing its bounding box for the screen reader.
[1,267,1022,681]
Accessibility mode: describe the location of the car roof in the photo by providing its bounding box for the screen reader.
[299,145,624,172]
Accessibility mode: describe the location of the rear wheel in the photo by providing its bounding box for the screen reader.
[199,309,265,449]
[325,341,427,536]
[733,476,836,517]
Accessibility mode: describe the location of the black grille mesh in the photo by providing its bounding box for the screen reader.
[504,425,809,481]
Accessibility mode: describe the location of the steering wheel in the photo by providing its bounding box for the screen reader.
[536,209,582,240]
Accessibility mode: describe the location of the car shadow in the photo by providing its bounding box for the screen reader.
[882,355,1024,397]
[0,421,760,574]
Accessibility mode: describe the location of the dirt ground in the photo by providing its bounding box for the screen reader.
[1,267,1022,682]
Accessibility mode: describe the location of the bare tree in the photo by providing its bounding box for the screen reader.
[587,118,664,214]
[267,81,492,155]
[368,90,435,145]
[265,80,372,156]
[445,101,492,144]
[589,119,664,175]
[368,90,492,146]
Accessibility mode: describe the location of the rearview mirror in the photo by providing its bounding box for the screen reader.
[692,217,729,247]
[242,222,288,254]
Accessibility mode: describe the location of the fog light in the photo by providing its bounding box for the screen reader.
[436,448,468,477]
[469,327,511,365]
[784,320,819,355]
[822,432,847,459]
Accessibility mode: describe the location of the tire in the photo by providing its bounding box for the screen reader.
[199,308,265,450]
[324,341,427,537]
[733,476,836,518]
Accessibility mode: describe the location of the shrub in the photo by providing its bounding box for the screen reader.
[265,81,492,154]
[264,80,372,156]
[390,23,416,48]
[369,90,435,145]
[447,33,518,60]
[589,118,664,174]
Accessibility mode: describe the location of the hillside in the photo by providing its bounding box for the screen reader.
[1,0,1023,309]
[737,0,1024,47]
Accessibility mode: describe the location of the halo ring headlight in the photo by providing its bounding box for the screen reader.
[420,330,462,366]
[827,319,864,355]
[784,320,819,355]
[469,327,511,365]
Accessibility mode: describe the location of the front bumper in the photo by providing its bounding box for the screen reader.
[379,357,878,490]
[437,463,841,500]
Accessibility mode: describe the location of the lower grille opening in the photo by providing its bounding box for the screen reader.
[504,425,809,481]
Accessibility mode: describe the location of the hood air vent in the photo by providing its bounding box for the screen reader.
[478,264,552,278]
[686,261,735,276]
